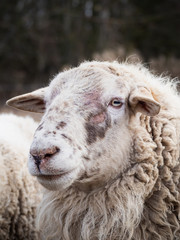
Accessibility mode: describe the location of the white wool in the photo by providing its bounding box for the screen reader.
[0,113,37,152]
[0,114,42,240]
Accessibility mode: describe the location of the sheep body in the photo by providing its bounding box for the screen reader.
[7,61,180,240]
[0,114,41,240]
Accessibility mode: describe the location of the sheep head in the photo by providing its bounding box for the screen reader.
[7,62,161,191]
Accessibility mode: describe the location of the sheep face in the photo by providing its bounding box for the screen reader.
[7,62,160,191]
[29,67,132,191]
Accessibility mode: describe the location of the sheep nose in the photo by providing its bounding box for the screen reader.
[30,146,60,171]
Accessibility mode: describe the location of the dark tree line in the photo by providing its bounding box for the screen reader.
[0,0,180,102]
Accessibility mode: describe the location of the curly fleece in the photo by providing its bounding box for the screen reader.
[0,114,41,240]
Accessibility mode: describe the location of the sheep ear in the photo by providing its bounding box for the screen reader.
[129,87,161,116]
[6,87,47,113]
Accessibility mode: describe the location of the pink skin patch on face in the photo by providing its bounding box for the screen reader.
[89,112,106,124]
[84,90,106,124]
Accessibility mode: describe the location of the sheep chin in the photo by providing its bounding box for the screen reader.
[36,168,80,191]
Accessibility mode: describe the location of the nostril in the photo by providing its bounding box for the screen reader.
[56,147,60,153]
[44,153,53,159]
[31,154,42,172]
[30,146,60,172]
[32,155,42,162]
[55,147,60,153]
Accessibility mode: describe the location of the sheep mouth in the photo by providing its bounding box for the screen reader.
[37,172,70,181]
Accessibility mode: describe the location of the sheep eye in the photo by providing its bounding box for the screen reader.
[110,98,123,108]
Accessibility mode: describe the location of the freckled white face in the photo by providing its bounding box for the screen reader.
[28,66,132,191]
[7,62,161,191]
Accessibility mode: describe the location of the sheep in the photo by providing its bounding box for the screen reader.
[7,61,180,240]
[0,114,42,240]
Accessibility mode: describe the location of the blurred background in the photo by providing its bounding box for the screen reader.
[0,0,180,118]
